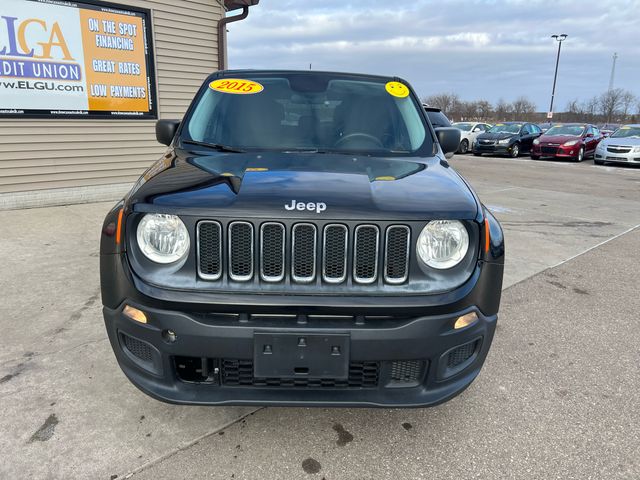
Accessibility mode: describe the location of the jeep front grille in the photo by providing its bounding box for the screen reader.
[197,221,411,286]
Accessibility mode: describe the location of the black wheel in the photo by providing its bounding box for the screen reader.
[574,147,584,162]
[510,143,520,158]
[594,159,604,165]
[458,139,469,154]
[531,154,540,160]
[473,152,482,157]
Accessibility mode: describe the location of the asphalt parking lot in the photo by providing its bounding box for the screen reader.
[1,154,639,479]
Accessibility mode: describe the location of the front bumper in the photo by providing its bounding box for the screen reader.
[594,150,640,164]
[532,144,581,159]
[102,253,503,407]
[105,302,497,407]
[473,143,513,155]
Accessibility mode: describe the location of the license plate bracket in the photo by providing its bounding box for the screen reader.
[253,332,350,379]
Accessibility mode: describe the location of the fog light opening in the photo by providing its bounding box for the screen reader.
[162,329,178,343]
[454,312,478,330]
[123,305,147,324]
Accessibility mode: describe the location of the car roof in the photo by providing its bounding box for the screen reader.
[549,123,589,126]
[216,69,402,83]
[621,124,640,128]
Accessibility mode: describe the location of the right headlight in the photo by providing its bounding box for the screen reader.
[417,220,470,269]
[533,139,540,145]
[136,213,190,264]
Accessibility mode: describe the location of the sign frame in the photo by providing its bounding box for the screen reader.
[0,0,158,120]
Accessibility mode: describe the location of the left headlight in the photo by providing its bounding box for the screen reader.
[632,146,640,153]
[498,139,510,144]
[136,213,190,264]
[417,220,470,269]
[563,140,579,146]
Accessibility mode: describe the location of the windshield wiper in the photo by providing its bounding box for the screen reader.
[182,140,245,153]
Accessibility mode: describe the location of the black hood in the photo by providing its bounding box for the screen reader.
[127,148,479,221]
[477,132,518,142]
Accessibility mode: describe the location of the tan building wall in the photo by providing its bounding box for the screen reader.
[0,0,222,205]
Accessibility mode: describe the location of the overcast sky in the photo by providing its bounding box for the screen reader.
[227,0,639,111]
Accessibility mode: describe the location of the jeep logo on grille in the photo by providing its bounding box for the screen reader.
[285,200,327,213]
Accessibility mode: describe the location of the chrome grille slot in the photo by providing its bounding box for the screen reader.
[197,221,222,280]
[196,221,414,287]
[384,226,410,284]
[292,223,317,283]
[260,223,285,282]
[323,224,348,283]
[353,225,379,284]
[229,221,254,281]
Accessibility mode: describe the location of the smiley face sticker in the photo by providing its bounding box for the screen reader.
[385,81,410,98]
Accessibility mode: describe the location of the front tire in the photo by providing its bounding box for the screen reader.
[574,147,584,162]
[531,154,540,160]
[510,143,520,158]
[473,152,482,157]
[594,159,604,165]
[458,139,469,154]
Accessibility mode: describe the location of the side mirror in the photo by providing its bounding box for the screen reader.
[586,133,594,138]
[434,127,461,158]
[473,127,481,132]
[156,119,180,146]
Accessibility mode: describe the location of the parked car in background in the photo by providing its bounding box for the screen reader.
[531,123,603,162]
[423,105,452,128]
[599,124,620,137]
[594,124,640,166]
[472,122,542,158]
[453,122,492,154]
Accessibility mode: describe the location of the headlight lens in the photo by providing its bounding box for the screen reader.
[417,220,470,269]
[563,140,579,146]
[633,146,640,153]
[533,139,540,145]
[137,214,189,263]
[498,139,510,144]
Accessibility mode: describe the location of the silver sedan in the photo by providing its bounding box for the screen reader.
[453,122,492,154]
[594,124,640,166]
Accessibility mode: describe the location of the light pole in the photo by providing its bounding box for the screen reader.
[548,33,568,119]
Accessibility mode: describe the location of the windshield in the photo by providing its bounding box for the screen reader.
[183,73,429,155]
[488,124,521,134]
[453,123,474,131]
[611,126,640,139]
[545,125,585,136]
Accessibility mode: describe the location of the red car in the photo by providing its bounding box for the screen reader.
[531,124,603,162]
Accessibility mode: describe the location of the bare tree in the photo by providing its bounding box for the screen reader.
[476,100,493,121]
[422,93,460,116]
[583,96,599,120]
[599,88,625,124]
[511,96,537,117]
[621,91,637,117]
[459,101,479,121]
[494,99,512,121]
[564,99,584,122]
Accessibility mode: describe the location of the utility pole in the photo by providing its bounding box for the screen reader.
[548,34,568,120]
[608,52,618,91]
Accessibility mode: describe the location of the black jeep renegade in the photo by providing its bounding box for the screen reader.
[100,70,504,407]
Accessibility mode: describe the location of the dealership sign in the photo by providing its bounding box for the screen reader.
[0,0,157,119]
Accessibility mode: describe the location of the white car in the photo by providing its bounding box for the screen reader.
[453,122,493,154]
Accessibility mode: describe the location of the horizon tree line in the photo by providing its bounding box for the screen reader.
[422,88,639,126]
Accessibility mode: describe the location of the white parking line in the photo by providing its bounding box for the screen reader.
[550,223,640,269]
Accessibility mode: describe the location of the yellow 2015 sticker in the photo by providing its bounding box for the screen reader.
[210,78,264,95]
[385,81,409,98]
